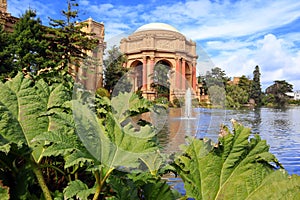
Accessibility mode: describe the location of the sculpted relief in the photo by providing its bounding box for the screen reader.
[156,39,175,50]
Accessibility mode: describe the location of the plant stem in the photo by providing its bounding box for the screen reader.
[31,160,53,200]
[92,168,114,200]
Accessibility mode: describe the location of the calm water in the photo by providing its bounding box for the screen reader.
[160,106,300,175]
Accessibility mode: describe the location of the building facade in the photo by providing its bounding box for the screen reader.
[120,23,198,101]
[76,18,105,91]
[0,0,18,32]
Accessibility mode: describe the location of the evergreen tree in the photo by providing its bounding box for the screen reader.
[0,10,48,80]
[0,25,13,81]
[205,67,230,88]
[103,45,129,93]
[250,65,262,106]
[238,75,252,94]
[150,61,170,98]
[265,80,293,107]
[45,0,98,79]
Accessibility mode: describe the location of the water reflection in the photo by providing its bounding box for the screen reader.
[161,107,300,175]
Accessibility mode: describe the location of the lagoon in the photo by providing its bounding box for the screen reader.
[159,106,300,175]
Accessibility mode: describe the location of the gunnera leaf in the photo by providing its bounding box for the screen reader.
[174,121,300,200]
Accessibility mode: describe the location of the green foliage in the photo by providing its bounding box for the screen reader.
[0,10,49,81]
[238,75,252,95]
[0,26,13,81]
[63,180,95,199]
[250,65,262,106]
[265,80,293,107]
[289,99,300,105]
[96,87,110,98]
[150,61,170,98]
[72,92,159,170]
[103,45,129,93]
[205,67,230,88]
[226,84,249,108]
[44,0,98,81]
[208,85,226,107]
[0,72,71,199]
[174,121,300,200]
[0,181,9,200]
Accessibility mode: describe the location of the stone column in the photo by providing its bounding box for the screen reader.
[149,56,155,89]
[192,65,197,90]
[142,56,147,90]
[181,59,186,90]
[175,57,181,89]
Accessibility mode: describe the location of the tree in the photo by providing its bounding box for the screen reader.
[265,80,293,107]
[250,65,262,106]
[208,85,226,107]
[103,45,129,93]
[238,75,252,96]
[197,75,208,95]
[0,10,48,80]
[45,0,98,79]
[226,84,249,108]
[150,61,170,99]
[0,25,12,81]
[205,67,230,88]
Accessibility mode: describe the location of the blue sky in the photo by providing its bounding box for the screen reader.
[8,0,300,90]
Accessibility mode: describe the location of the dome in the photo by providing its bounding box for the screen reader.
[135,23,179,33]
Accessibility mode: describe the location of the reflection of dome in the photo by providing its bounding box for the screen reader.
[135,22,179,33]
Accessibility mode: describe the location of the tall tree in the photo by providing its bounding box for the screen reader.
[265,80,293,107]
[150,61,170,99]
[238,75,252,94]
[0,10,48,80]
[0,25,13,81]
[226,84,249,108]
[250,65,262,106]
[45,0,98,79]
[205,67,230,88]
[103,45,129,93]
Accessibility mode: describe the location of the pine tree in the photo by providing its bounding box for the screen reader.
[0,25,13,81]
[1,9,48,79]
[265,80,293,107]
[45,0,98,78]
[250,65,262,106]
[103,45,129,93]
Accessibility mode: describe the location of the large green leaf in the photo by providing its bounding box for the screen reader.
[0,73,70,162]
[174,121,300,199]
[72,92,160,170]
[0,181,9,200]
[63,180,95,200]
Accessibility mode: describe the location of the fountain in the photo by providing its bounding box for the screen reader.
[184,88,192,118]
[184,88,193,119]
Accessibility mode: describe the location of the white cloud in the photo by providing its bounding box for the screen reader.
[208,34,300,90]
[9,0,57,21]
[79,0,90,6]
[6,0,300,90]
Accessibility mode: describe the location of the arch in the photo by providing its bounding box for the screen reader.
[154,59,173,69]
[120,23,198,101]
[185,62,192,88]
[130,60,143,90]
[152,60,172,99]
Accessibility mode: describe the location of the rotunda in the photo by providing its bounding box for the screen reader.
[120,22,198,101]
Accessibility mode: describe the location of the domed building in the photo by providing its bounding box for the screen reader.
[120,22,198,101]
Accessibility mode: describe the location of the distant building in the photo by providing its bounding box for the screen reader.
[120,23,198,101]
[0,0,105,90]
[227,77,241,85]
[75,18,105,91]
[286,90,300,100]
[0,0,18,32]
[295,91,300,100]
